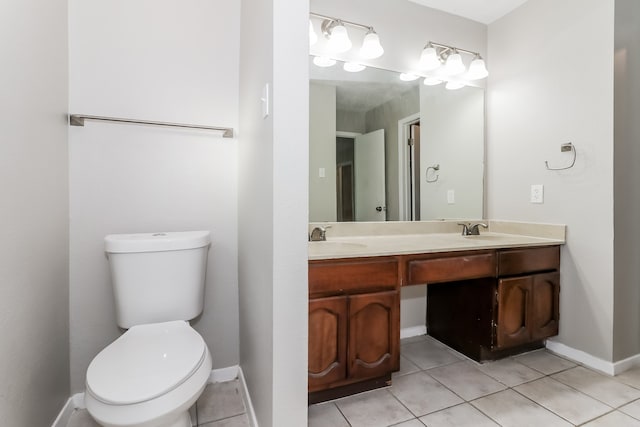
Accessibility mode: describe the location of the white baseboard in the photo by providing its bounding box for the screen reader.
[400,325,427,339]
[209,365,240,383]
[546,340,640,376]
[51,396,76,427]
[238,367,259,427]
[51,366,248,427]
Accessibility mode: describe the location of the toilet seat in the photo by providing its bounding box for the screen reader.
[87,320,206,405]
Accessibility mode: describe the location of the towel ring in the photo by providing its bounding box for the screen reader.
[545,143,576,170]
[426,164,440,183]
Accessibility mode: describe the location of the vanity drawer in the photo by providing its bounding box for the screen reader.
[407,251,496,285]
[309,257,399,297]
[498,246,560,276]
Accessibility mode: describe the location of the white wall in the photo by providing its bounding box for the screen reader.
[487,0,615,361]
[0,0,70,424]
[613,0,640,361]
[68,0,240,392]
[239,0,309,425]
[309,83,337,222]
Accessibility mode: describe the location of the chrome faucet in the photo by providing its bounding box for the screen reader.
[458,222,488,236]
[309,225,331,241]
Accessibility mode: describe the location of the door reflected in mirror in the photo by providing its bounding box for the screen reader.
[309,58,484,222]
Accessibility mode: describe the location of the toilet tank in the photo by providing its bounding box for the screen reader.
[104,231,210,329]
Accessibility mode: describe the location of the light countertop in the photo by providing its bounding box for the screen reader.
[308,220,565,260]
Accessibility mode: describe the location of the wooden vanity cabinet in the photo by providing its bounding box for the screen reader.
[423,246,561,361]
[308,257,400,402]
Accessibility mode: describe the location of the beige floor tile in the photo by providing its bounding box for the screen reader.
[419,403,499,427]
[308,402,349,427]
[616,366,640,389]
[401,335,429,345]
[513,350,576,375]
[335,389,414,427]
[393,354,422,378]
[402,340,463,370]
[582,411,640,426]
[515,377,611,424]
[390,371,463,416]
[471,389,572,427]
[197,380,246,425]
[427,361,506,401]
[391,419,425,427]
[66,409,101,427]
[552,366,640,407]
[200,414,250,427]
[620,399,640,420]
[476,357,545,387]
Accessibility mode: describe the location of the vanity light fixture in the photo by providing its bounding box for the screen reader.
[418,41,489,80]
[343,62,366,72]
[360,29,384,59]
[311,12,384,59]
[325,20,352,53]
[312,56,337,67]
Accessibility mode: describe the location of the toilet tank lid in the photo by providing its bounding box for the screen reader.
[105,231,210,253]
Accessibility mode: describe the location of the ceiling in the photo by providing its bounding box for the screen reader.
[407,0,529,24]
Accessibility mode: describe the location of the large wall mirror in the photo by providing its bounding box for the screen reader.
[309,58,484,222]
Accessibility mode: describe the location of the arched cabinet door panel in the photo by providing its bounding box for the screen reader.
[308,296,348,391]
[348,291,399,379]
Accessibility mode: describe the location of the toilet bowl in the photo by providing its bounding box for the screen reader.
[85,320,212,427]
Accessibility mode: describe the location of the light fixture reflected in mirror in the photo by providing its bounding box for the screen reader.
[423,77,442,86]
[445,80,465,90]
[344,62,366,72]
[399,73,420,81]
[313,56,337,67]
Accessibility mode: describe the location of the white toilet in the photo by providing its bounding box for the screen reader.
[85,231,213,427]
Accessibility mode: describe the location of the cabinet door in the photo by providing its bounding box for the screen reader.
[530,272,560,341]
[348,291,399,380]
[308,296,348,391]
[496,277,531,348]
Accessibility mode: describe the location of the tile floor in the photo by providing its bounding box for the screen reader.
[66,335,640,427]
[309,335,640,427]
[66,379,250,427]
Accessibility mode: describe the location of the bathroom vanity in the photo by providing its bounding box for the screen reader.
[307,221,565,403]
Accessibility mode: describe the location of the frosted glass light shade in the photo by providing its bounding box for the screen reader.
[344,62,366,72]
[444,51,466,76]
[467,57,489,79]
[309,21,318,46]
[327,22,352,53]
[313,56,336,67]
[360,31,384,59]
[419,46,441,71]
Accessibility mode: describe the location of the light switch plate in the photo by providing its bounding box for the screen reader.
[530,184,544,203]
[319,167,325,178]
[261,83,269,119]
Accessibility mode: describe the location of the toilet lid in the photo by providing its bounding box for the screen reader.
[86,320,207,405]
